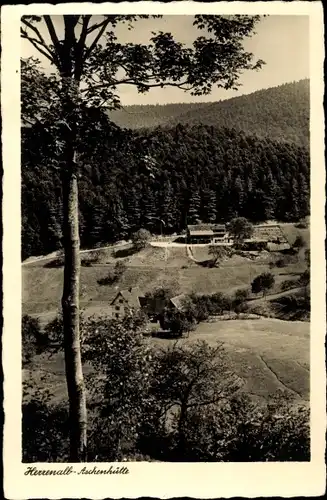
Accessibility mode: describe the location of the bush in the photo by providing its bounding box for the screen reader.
[292,235,305,251]
[299,269,310,287]
[22,315,48,365]
[176,394,310,462]
[132,229,151,251]
[114,260,127,278]
[251,272,275,298]
[43,257,64,268]
[295,219,308,229]
[97,260,127,285]
[22,385,69,462]
[280,279,298,292]
[304,249,310,268]
[275,258,286,268]
[81,259,93,267]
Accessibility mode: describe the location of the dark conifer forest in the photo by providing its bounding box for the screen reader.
[22,81,310,260]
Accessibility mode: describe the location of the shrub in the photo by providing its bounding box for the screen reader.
[304,249,310,268]
[275,258,286,268]
[22,385,69,462]
[97,271,116,286]
[43,257,64,268]
[292,235,305,251]
[295,219,308,229]
[97,260,127,285]
[22,315,48,365]
[280,279,298,292]
[299,269,310,287]
[176,394,310,462]
[114,260,127,278]
[81,260,93,267]
[132,229,151,251]
[251,272,275,298]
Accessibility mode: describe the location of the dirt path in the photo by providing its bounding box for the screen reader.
[22,242,131,266]
[249,287,303,304]
[257,354,302,398]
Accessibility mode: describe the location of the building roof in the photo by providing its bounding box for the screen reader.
[111,287,144,308]
[187,224,226,236]
[188,224,226,232]
[266,242,291,251]
[243,238,267,243]
[189,230,214,236]
[170,294,188,311]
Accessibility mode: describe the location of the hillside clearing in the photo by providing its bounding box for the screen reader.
[24,317,309,407]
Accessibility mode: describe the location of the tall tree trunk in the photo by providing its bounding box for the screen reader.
[61,157,87,462]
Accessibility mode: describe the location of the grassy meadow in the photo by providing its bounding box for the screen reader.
[23,221,310,410]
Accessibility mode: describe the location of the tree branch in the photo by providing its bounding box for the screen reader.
[21,18,48,46]
[86,18,111,35]
[81,78,193,93]
[83,18,112,62]
[74,15,91,81]
[21,29,55,63]
[44,15,62,70]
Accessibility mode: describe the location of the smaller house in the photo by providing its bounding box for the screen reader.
[157,293,188,330]
[110,287,144,320]
[139,296,167,322]
[169,294,188,312]
[187,224,228,244]
[266,242,291,252]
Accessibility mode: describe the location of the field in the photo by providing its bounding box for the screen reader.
[23,221,309,320]
[24,316,309,407]
[23,221,310,408]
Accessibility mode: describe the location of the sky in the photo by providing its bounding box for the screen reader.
[21,15,309,105]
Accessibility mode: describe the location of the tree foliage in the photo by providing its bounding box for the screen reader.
[228,217,254,243]
[132,228,151,251]
[23,314,310,462]
[251,272,275,297]
[208,245,227,266]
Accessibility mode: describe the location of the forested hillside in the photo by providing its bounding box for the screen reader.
[109,80,309,146]
[22,116,309,260]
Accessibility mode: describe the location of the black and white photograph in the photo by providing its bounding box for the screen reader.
[2,1,326,498]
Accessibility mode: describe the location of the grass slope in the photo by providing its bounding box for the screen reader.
[24,317,309,406]
[23,221,309,320]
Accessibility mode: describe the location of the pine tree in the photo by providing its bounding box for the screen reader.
[126,187,142,232]
[160,180,178,232]
[202,189,217,223]
[89,204,105,245]
[188,189,201,224]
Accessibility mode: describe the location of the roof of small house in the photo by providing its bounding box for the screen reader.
[266,242,291,252]
[170,294,188,311]
[189,230,214,236]
[187,224,226,236]
[110,287,144,308]
[243,238,268,244]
